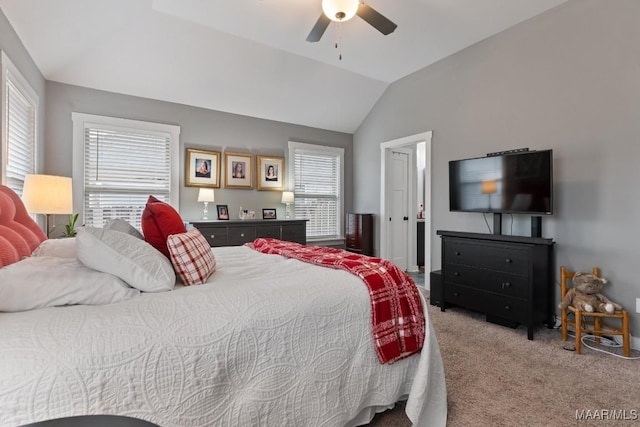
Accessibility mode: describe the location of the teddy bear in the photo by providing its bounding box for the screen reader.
[559,272,623,313]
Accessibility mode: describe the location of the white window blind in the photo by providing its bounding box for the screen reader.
[1,52,37,195]
[73,114,180,230]
[289,141,344,240]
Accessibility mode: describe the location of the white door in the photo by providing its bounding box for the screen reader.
[388,150,409,270]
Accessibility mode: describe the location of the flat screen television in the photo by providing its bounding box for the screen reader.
[449,149,553,215]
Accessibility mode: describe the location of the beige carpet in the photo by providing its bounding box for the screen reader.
[368,290,640,426]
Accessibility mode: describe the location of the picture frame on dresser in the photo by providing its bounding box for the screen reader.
[262,208,277,219]
[256,156,285,191]
[224,152,253,189]
[217,205,229,220]
[185,148,221,188]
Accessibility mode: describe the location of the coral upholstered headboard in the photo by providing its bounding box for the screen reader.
[0,185,46,268]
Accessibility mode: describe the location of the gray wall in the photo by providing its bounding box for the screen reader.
[354,0,640,334]
[45,82,353,224]
[0,8,46,172]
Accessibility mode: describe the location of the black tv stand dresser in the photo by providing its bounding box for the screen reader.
[436,230,555,340]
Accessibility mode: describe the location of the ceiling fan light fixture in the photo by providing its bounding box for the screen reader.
[322,0,359,22]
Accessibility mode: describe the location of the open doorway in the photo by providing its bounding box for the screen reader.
[379,131,432,288]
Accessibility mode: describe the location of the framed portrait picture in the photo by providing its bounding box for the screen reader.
[216,204,229,220]
[256,156,285,191]
[262,208,277,220]
[224,152,253,189]
[185,149,221,188]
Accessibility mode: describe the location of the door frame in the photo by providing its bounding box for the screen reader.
[380,131,433,283]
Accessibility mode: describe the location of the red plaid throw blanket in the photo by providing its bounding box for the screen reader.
[247,238,425,364]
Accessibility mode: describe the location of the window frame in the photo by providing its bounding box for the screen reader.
[288,140,344,242]
[72,113,180,226]
[1,50,39,194]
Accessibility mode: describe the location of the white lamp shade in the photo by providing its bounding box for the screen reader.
[22,174,73,214]
[197,188,215,202]
[281,191,295,204]
[322,0,359,22]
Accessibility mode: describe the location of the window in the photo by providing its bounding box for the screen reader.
[288,141,344,241]
[72,113,180,230]
[1,51,38,195]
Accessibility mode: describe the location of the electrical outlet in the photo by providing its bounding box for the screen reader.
[637,298,640,314]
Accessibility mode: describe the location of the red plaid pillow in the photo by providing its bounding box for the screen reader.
[166,229,216,285]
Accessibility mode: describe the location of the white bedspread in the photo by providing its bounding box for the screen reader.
[0,246,446,426]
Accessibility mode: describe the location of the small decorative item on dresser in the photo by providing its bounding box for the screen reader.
[262,208,277,220]
[216,204,229,220]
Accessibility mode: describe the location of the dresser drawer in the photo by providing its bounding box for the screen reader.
[346,235,359,248]
[228,226,256,245]
[255,225,281,239]
[444,284,527,323]
[443,263,528,299]
[281,224,306,244]
[197,227,228,247]
[444,239,530,275]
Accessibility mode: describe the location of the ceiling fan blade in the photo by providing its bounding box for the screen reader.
[306,14,331,42]
[356,3,397,35]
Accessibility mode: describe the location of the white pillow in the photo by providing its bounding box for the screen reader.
[104,218,144,240]
[31,238,77,258]
[0,256,139,312]
[76,227,175,292]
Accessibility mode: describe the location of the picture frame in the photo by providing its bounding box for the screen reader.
[262,208,277,220]
[256,156,285,191]
[185,148,221,188]
[224,152,253,189]
[216,204,229,220]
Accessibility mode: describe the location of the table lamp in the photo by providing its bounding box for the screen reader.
[198,188,215,219]
[22,174,73,235]
[281,191,294,219]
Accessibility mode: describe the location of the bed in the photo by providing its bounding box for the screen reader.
[0,185,447,426]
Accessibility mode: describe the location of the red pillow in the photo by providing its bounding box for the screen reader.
[141,195,186,258]
[0,185,47,268]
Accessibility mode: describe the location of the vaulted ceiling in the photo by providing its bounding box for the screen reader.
[0,0,568,133]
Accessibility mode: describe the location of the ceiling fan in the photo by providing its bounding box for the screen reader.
[306,0,397,43]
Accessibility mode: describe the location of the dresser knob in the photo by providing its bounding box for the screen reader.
[502,282,511,289]
[210,235,215,239]
[454,251,461,256]
[454,272,459,276]
[505,258,512,263]
[504,305,511,310]
[241,233,245,237]
[453,292,459,297]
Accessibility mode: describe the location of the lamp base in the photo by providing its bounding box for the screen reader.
[202,202,209,220]
[285,203,291,220]
[44,214,50,237]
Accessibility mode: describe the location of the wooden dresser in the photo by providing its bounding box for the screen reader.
[190,219,307,247]
[345,213,374,256]
[437,230,554,340]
